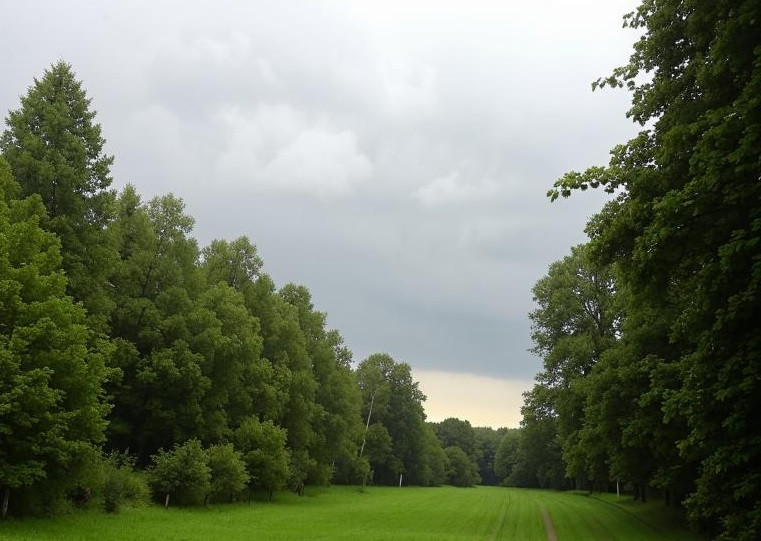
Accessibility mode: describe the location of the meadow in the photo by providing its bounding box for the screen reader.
[0,486,704,540]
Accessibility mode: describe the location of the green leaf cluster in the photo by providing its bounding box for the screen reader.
[0,156,110,516]
[355,354,449,487]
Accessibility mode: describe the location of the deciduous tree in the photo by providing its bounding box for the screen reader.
[549,1,761,536]
[0,158,109,516]
[206,444,249,503]
[355,354,431,485]
[527,244,620,489]
[444,447,479,487]
[148,439,210,507]
[493,429,521,486]
[234,417,290,501]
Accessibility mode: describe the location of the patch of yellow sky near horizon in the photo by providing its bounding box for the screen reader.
[413,369,530,429]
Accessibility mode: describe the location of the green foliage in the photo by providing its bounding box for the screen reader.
[472,426,505,486]
[417,424,448,487]
[0,157,110,516]
[148,440,210,507]
[519,236,689,499]
[515,385,569,490]
[363,423,394,481]
[190,282,266,442]
[433,418,500,486]
[434,418,477,458]
[545,1,761,537]
[331,453,369,486]
[444,446,480,487]
[202,236,263,289]
[106,189,276,460]
[494,429,521,485]
[277,285,363,486]
[101,453,149,513]
[518,244,620,491]
[234,417,290,500]
[1,61,116,323]
[355,354,432,486]
[267,286,318,483]
[206,444,249,503]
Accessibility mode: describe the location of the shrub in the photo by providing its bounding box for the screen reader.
[234,418,290,501]
[149,439,210,507]
[207,444,248,503]
[101,452,149,513]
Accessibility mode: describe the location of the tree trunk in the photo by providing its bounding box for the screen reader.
[2,486,9,519]
[164,493,170,508]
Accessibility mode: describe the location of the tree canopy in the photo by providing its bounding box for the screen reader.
[1,61,116,325]
[0,157,110,516]
[537,1,761,538]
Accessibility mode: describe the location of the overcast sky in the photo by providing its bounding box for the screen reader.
[1,0,640,427]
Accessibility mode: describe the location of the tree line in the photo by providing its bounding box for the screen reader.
[0,62,512,518]
[500,2,761,540]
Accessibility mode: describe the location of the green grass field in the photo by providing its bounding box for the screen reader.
[0,486,704,540]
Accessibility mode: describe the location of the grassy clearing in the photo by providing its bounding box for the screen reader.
[0,486,703,540]
[536,491,702,541]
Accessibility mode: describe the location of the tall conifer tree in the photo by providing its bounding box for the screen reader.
[1,62,116,324]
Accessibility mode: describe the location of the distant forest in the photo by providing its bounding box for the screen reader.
[1,1,760,539]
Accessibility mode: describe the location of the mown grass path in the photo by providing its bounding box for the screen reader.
[540,507,557,541]
[0,486,703,540]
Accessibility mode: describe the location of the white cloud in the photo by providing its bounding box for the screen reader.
[215,104,373,197]
[179,32,253,70]
[254,58,278,84]
[456,215,541,252]
[413,170,500,206]
[379,61,438,116]
[115,104,202,194]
